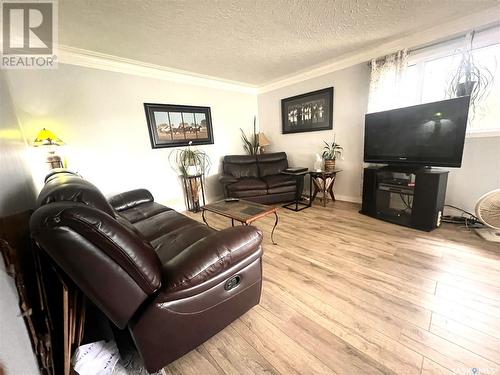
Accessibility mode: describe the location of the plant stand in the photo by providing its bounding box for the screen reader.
[181,174,206,213]
[309,169,342,207]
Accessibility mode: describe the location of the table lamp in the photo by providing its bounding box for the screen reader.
[33,128,65,169]
[258,132,270,154]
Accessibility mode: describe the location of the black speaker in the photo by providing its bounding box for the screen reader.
[361,167,378,215]
[412,171,448,231]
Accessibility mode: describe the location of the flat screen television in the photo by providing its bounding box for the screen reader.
[364,96,470,167]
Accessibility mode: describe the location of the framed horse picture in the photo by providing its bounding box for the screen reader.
[281,87,334,134]
[144,103,214,148]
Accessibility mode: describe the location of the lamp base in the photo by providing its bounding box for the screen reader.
[47,152,63,169]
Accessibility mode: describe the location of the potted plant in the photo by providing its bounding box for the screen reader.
[169,141,211,176]
[169,142,211,212]
[322,138,343,172]
[448,31,493,118]
[240,117,259,155]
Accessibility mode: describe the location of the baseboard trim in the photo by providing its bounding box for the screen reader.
[334,195,362,204]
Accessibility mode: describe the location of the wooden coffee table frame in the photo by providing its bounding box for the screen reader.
[201,200,279,245]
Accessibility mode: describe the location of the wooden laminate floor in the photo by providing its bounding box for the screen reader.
[165,201,500,375]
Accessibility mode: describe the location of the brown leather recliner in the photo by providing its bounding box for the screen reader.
[219,152,300,204]
[29,169,263,373]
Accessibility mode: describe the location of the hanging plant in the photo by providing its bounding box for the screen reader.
[447,31,494,119]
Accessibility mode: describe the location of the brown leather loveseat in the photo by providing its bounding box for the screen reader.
[219,152,299,204]
[30,169,263,372]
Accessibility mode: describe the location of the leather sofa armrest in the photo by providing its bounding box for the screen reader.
[30,202,162,329]
[218,174,238,185]
[162,226,263,292]
[109,189,154,212]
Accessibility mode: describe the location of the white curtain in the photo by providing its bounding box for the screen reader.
[367,49,409,113]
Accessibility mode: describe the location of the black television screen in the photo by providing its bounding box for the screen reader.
[364,96,470,167]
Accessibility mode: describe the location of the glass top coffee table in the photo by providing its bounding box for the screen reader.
[201,199,279,245]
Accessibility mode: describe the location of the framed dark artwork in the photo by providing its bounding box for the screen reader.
[281,87,334,134]
[144,103,214,148]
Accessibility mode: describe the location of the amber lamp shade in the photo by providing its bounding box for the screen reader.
[33,128,65,146]
[258,132,270,153]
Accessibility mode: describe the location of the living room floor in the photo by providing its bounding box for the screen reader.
[173,201,500,375]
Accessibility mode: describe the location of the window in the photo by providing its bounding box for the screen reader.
[405,27,500,136]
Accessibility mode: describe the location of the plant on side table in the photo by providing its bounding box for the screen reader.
[321,138,343,172]
[169,141,211,212]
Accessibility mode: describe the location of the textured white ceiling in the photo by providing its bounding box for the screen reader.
[59,0,499,85]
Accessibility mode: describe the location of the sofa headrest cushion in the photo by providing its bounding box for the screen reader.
[44,168,80,183]
[223,155,257,164]
[31,202,162,296]
[37,172,115,217]
[108,189,154,212]
[223,155,259,178]
[257,152,288,177]
[256,152,287,163]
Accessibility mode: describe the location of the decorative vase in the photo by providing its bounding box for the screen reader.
[324,159,335,172]
[186,165,198,176]
[189,179,201,212]
[313,154,323,171]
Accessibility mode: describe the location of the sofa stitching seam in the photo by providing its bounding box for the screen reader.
[68,214,156,293]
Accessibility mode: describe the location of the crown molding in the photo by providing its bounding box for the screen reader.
[257,5,500,94]
[58,45,258,94]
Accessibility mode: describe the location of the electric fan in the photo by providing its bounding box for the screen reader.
[475,189,500,242]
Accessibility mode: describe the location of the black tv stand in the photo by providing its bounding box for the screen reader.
[360,165,448,231]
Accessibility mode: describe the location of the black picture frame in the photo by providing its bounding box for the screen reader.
[144,103,214,148]
[281,87,334,134]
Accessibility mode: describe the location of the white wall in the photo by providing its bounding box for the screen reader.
[0,73,37,215]
[4,64,257,210]
[257,64,500,212]
[1,63,256,375]
[446,137,500,213]
[4,59,496,214]
[258,63,370,202]
[0,71,40,375]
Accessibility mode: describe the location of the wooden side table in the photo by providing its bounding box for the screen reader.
[309,169,342,207]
